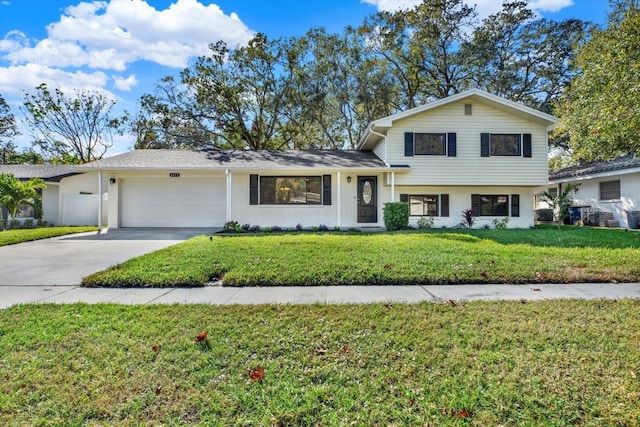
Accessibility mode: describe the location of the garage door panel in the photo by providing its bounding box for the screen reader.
[121,178,225,227]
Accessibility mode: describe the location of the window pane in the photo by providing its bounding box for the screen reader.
[494,195,508,215]
[478,194,509,216]
[490,134,521,156]
[409,196,424,215]
[599,180,620,200]
[260,176,322,205]
[415,133,445,155]
[409,195,439,216]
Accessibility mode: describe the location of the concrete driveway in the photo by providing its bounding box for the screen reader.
[0,228,211,287]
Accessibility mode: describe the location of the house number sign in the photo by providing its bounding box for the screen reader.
[169,173,180,178]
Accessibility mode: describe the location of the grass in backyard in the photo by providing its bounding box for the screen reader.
[82,227,640,287]
[0,226,98,246]
[1,300,639,425]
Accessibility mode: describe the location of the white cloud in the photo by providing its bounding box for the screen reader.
[362,0,574,19]
[0,63,110,98]
[1,0,255,71]
[112,74,138,91]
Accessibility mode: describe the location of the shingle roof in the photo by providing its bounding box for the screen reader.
[76,149,394,171]
[550,157,640,181]
[0,164,78,181]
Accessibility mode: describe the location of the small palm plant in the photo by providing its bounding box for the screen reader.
[539,182,580,228]
[0,172,46,226]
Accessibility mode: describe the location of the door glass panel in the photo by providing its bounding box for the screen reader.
[362,181,372,205]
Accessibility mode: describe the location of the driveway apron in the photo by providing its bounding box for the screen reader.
[0,228,210,287]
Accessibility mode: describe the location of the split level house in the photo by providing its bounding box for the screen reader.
[2,89,559,229]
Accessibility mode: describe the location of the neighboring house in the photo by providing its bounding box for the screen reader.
[0,164,105,226]
[538,157,640,228]
[75,89,557,229]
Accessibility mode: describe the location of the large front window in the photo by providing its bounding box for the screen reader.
[409,195,439,216]
[259,176,322,204]
[490,134,521,156]
[479,195,509,216]
[415,133,446,155]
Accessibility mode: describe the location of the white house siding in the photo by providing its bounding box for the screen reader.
[41,185,60,225]
[373,140,387,164]
[229,171,389,229]
[394,185,536,228]
[386,100,549,186]
[58,173,106,226]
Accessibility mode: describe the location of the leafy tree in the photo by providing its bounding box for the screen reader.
[554,0,640,161]
[22,84,124,163]
[1,93,20,164]
[0,172,46,221]
[132,76,214,150]
[358,0,476,108]
[462,1,591,113]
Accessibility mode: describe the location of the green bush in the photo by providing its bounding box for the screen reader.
[417,216,435,229]
[383,202,409,231]
[493,217,510,229]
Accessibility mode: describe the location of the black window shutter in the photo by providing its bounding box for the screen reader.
[249,174,258,205]
[447,133,456,157]
[404,132,414,156]
[511,194,520,217]
[523,134,532,157]
[441,194,449,217]
[480,133,490,157]
[471,194,480,216]
[322,175,331,205]
[399,194,408,203]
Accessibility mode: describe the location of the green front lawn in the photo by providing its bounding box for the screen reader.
[1,301,638,425]
[82,227,640,287]
[0,226,98,246]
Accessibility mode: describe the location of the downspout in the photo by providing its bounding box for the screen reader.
[225,170,232,223]
[336,171,341,228]
[98,171,103,232]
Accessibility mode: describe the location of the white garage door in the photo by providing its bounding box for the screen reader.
[120,178,225,227]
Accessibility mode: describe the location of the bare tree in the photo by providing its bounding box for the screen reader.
[22,84,124,163]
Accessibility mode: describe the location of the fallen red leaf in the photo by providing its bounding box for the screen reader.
[152,345,161,352]
[452,408,473,418]
[155,385,162,395]
[342,346,350,354]
[195,331,208,342]
[480,271,488,278]
[248,365,265,382]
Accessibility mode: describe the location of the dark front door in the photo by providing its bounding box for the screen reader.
[357,176,377,223]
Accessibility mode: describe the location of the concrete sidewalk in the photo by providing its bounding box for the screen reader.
[1,283,639,309]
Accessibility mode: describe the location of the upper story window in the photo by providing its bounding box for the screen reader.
[490,134,521,156]
[415,133,445,155]
[404,132,456,157]
[599,180,620,200]
[481,133,532,157]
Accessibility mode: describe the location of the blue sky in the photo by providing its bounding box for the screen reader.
[0,0,612,153]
